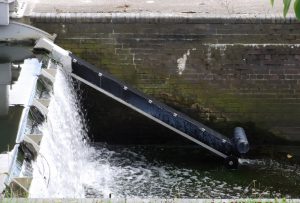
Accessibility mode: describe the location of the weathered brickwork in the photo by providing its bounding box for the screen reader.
[30,19,300,142]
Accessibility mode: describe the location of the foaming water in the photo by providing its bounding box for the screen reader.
[240,158,300,178]
[85,144,300,199]
[29,68,97,198]
[29,67,300,199]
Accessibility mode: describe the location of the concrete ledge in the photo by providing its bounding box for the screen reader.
[0,199,296,203]
[28,12,300,24]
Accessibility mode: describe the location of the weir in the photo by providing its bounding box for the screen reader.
[0,5,251,196]
[2,1,300,199]
[34,38,250,168]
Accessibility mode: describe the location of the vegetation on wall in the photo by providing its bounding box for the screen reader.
[271,0,300,19]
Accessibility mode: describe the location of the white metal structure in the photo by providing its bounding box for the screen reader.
[0,21,56,41]
[0,0,16,25]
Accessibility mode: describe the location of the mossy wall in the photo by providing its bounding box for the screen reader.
[30,21,300,143]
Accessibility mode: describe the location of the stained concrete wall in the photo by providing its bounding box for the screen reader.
[29,17,300,143]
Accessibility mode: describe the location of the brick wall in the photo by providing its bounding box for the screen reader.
[30,18,300,143]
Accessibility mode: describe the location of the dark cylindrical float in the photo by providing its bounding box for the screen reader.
[233,127,249,154]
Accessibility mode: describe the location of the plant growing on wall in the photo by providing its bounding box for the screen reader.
[271,0,300,19]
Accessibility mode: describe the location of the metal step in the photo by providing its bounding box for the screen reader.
[23,134,43,152]
[32,99,50,116]
[10,177,32,194]
[41,68,57,84]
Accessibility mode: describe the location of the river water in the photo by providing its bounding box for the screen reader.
[27,66,300,199]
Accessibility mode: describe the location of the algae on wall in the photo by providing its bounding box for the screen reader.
[30,22,300,143]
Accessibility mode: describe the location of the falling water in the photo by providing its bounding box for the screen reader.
[29,66,300,199]
[29,68,104,198]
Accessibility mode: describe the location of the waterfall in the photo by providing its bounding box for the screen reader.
[29,68,112,198]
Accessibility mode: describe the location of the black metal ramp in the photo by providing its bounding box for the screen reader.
[69,54,238,162]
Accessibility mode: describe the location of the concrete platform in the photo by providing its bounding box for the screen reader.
[24,0,293,19]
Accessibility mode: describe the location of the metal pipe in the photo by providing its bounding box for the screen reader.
[233,127,249,154]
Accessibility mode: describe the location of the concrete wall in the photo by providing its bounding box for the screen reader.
[29,17,300,143]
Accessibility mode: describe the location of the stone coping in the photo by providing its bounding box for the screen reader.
[0,199,298,203]
[27,12,300,24]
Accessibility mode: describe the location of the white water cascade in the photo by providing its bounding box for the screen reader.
[29,68,112,198]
